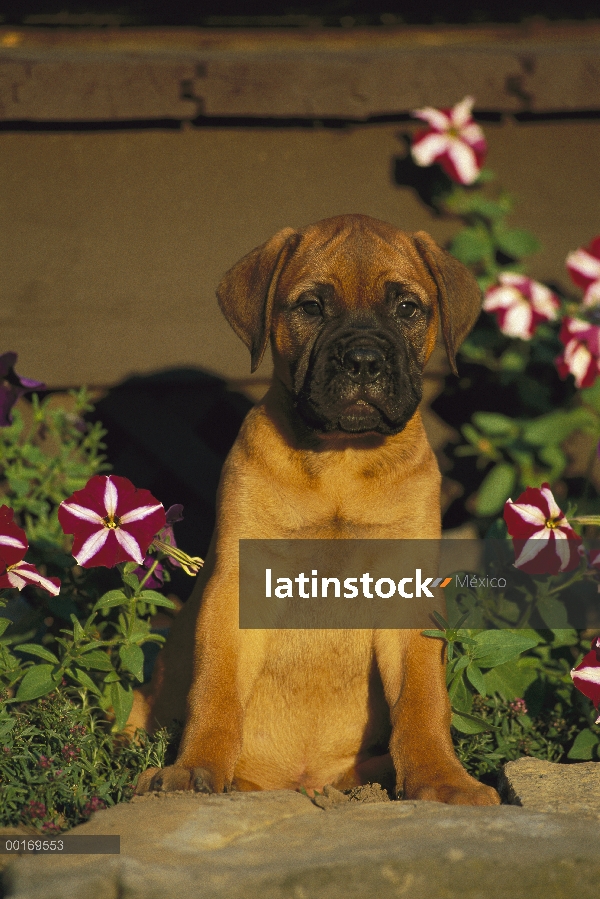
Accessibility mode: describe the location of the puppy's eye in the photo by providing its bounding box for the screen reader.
[300,301,323,317]
[396,301,419,319]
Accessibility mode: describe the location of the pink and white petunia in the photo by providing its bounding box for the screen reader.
[555,317,600,389]
[503,483,582,575]
[411,96,487,186]
[58,475,166,569]
[566,236,600,306]
[483,273,560,339]
[571,636,600,724]
[0,505,60,595]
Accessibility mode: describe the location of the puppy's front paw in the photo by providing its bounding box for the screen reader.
[135,765,223,795]
[406,775,500,806]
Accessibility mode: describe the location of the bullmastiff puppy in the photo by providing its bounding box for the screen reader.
[133,213,500,805]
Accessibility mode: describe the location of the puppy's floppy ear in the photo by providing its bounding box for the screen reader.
[216,227,300,373]
[413,231,482,376]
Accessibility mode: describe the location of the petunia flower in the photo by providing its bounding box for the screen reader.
[0,505,60,595]
[555,317,600,389]
[151,503,203,576]
[503,483,582,575]
[58,475,166,569]
[157,504,184,562]
[566,236,600,306]
[410,95,487,186]
[132,504,186,586]
[571,636,600,724]
[0,352,45,427]
[483,273,560,339]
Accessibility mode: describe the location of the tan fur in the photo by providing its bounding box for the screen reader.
[133,214,500,805]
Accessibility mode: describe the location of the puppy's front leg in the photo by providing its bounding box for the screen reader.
[375,630,500,806]
[136,574,264,795]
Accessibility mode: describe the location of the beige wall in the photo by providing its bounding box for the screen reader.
[1,116,599,391]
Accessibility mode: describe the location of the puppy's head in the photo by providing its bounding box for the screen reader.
[217,214,481,436]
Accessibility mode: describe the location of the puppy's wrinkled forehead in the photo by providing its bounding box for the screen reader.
[277,217,434,306]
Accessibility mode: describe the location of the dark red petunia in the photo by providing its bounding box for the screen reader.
[58,475,166,569]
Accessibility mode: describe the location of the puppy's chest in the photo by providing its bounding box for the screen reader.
[245,630,379,721]
[257,474,438,538]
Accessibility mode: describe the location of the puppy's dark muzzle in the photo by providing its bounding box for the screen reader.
[341,344,386,383]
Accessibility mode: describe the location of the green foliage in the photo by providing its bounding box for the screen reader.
[0,394,178,719]
[405,146,600,525]
[0,390,180,829]
[424,616,600,774]
[0,389,108,545]
[0,690,168,831]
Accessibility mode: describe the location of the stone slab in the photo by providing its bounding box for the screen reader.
[0,24,599,121]
[4,783,600,899]
[500,757,600,816]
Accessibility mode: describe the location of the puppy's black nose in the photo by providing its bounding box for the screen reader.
[342,345,385,382]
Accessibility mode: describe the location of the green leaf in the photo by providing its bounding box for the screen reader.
[123,561,138,575]
[475,167,496,184]
[453,655,470,672]
[448,672,471,713]
[0,718,16,739]
[468,196,510,220]
[472,412,518,437]
[466,663,487,695]
[16,664,60,701]
[77,650,114,672]
[449,227,493,265]
[537,445,567,481]
[119,644,145,682]
[461,423,483,447]
[111,682,134,732]
[474,463,517,516]
[138,591,176,609]
[471,631,539,668]
[494,227,540,259]
[536,596,569,629]
[16,643,59,664]
[544,628,578,648]
[483,658,539,700]
[522,408,598,446]
[70,615,84,642]
[498,350,526,372]
[94,589,128,612]
[580,379,600,413]
[123,573,141,591]
[0,618,11,637]
[451,710,496,734]
[567,728,600,760]
[72,667,102,696]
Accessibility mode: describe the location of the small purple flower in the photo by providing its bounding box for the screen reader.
[160,505,185,565]
[69,724,86,736]
[508,698,528,716]
[38,755,51,769]
[61,744,80,762]
[23,800,47,820]
[133,505,185,584]
[82,796,107,817]
[133,553,165,589]
[0,352,45,427]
